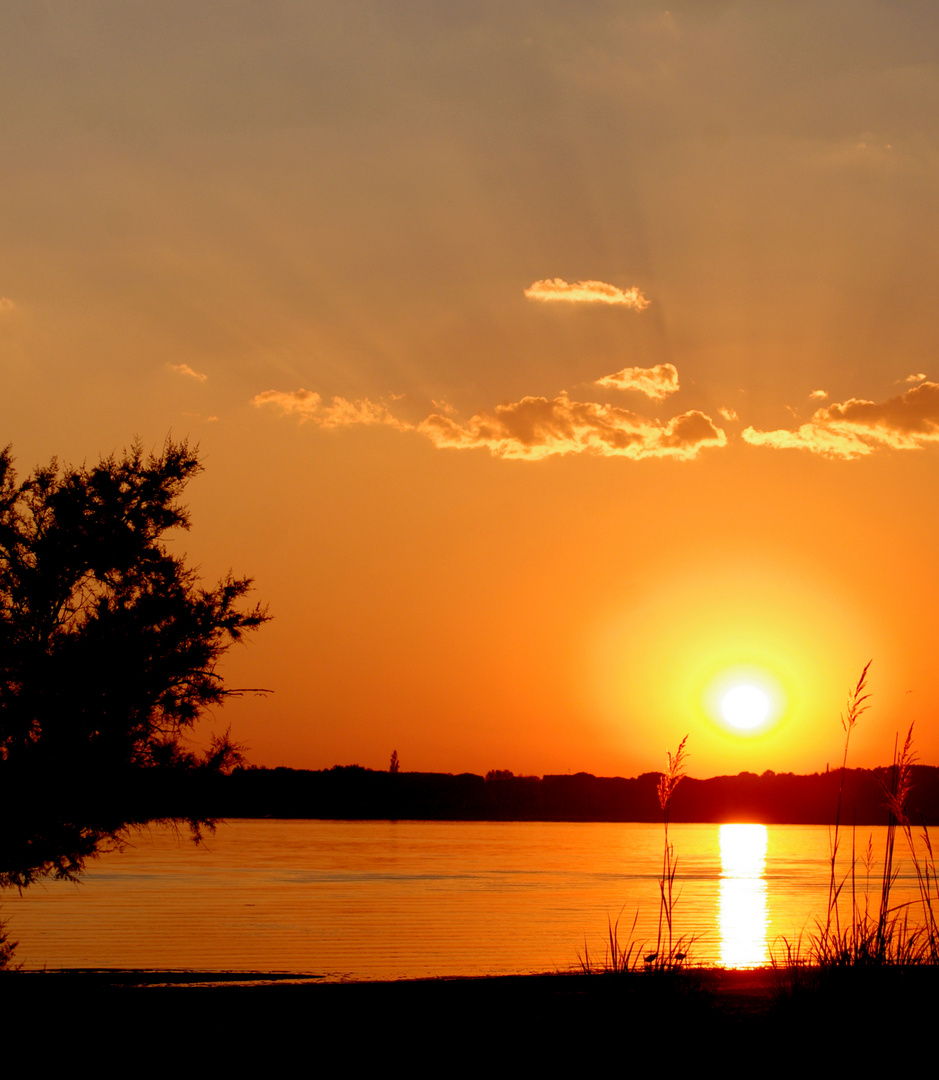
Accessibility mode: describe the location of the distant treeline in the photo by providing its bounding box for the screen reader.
[197,764,939,825]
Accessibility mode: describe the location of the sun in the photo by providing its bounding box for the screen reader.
[704,666,784,737]
[721,684,770,730]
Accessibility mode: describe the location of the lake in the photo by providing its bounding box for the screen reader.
[4,819,930,978]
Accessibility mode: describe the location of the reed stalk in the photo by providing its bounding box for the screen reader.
[825,660,871,948]
[651,735,689,971]
[582,735,695,976]
[579,910,643,975]
[805,665,939,969]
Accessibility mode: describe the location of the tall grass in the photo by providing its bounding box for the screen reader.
[579,910,644,975]
[824,660,871,945]
[803,662,939,969]
[650,735,692,971]
[582,735,694,975]
[875,725,939,963]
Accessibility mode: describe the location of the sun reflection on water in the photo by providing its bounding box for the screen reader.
[718,823,769,968]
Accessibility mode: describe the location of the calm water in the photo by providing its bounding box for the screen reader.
[3,820,930,978]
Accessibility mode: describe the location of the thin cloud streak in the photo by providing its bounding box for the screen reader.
[524,278,650,310]
[168,363,208,382]
[596,363,679,399]
[252,389,412,431]
[318,397,412,431]
[743,381,939,459]
[252,388,322,420]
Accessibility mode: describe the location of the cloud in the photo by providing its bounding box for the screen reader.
[742,381,939,459]
[524,278,650,310]
[168,362,208,382]
[254,365,727,462]
[252,389,412,431]
[252,388,322,419]
[718,406,738,422]
[317,396,412,431]
[419,393,726,461]
[596,363,679,399]
[905,373,927,383]
[742,425,875,459]
[809,389,828,399]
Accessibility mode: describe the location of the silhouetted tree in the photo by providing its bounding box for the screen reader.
[389,750,400,774]
[0,439,269,886]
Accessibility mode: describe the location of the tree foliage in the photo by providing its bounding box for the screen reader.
[0,439,269,886]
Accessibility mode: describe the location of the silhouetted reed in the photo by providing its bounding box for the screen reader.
[790,662,939,970]
[824,660,871,946]
[650,735,692,972]
[583,735,695,975]
[579,910,644,975]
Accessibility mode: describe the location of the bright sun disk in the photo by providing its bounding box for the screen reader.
[721,685,771,730]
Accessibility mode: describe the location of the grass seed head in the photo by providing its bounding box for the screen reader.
[881,723,917,825]
[842,659,872,733]
[658,735,689,813]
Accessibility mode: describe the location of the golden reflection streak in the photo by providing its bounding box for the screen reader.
[718,824,769,969]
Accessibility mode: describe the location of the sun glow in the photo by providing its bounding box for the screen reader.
[586,557,882,774]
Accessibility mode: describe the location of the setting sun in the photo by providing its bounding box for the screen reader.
[700,666,787,741]
[721,686,770,730]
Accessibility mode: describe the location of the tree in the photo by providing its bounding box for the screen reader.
[0,439,269,887]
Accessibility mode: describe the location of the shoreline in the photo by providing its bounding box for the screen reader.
[10,961,934,1010]
[10,965,938,1061]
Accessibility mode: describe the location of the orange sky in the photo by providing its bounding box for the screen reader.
[3,2,939,779]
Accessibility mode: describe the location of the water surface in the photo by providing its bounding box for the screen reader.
[4,819,927,978]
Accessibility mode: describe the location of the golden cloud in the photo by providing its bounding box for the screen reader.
[742,381,939,459]
[252,388,322,419]
[741,425,875,459]
[252,389,411,431]
[524,278,650,310]
[596,363,679,399]
[254,365,725,462]
[168,363,208,383]
[419,393,726,461]
[317,396,412,431]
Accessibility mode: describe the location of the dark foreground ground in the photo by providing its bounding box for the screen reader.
[4,965,937,1065]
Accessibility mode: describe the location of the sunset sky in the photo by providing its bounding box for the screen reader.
[4,1,939,780]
